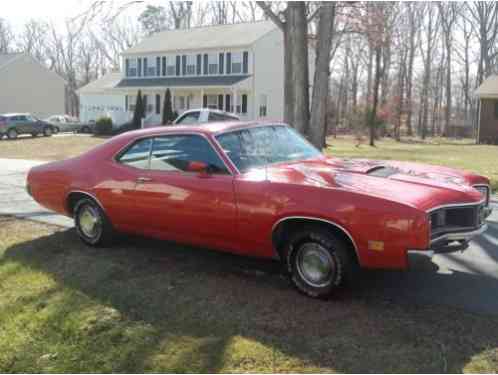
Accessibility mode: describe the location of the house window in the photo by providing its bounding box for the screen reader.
[127,58,137,77]
[166,56,175,76]
[259,94,267,117]
[231,52,242,74]
[186,55,196,75]
[128,95,136,111]
[206,94,218,109]
[208,54,218,75]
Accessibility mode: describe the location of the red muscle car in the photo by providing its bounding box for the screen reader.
[27,122,492,298]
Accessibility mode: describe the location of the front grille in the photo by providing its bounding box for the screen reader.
[430,204,484,240]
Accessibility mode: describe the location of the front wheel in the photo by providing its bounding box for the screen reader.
[282,226,356,298]
[53,126,60,134]
[43,126,53,137]
[7,128,17,140]
[74,198,114,246]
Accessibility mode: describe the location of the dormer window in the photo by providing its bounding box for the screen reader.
[231,52,242,74]
[208,54,218,75]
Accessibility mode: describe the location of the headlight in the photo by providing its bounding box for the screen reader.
[474,185,490,206]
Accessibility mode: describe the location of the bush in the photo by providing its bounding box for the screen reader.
[94,117,113,135]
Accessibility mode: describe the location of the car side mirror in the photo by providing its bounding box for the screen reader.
[187,161,209,174]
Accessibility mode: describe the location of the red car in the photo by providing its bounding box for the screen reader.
[27,122,492,298]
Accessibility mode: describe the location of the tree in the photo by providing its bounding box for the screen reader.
[132,90,145,129]
[162,89,175,125]
[0,18,14,53]
[139,5,168,35]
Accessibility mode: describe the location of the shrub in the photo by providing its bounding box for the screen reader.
[132,90,145,129]
[162,89,175,125]
[94,117,113,135]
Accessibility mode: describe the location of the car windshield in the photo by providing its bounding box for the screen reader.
[216,125,321,173]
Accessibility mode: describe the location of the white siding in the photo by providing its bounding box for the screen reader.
[0,55,65,118]
[79,94,128,126]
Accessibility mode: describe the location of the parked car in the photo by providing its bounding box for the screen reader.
[45,115,94,133]
[173,108,239,125]
[0,113,56,139]
[27,122,492,298]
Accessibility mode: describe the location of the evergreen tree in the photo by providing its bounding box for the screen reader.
[132,90,145,129]
[162,88,175,125]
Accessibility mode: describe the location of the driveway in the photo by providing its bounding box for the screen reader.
[1,157,498,315]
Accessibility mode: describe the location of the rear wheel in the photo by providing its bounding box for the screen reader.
[31,132,38,137]
[282,226,356,298]
[74,198,114,246]
[43,126,53,137]
[7,128,17,140]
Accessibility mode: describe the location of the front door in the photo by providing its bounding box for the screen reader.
[133,134,238,250]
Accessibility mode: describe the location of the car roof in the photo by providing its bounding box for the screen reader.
[3,113,30,117]
[181,108,238,116]
[115,121,287,142]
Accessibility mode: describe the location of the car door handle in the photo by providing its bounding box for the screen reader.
[136,177,153,183]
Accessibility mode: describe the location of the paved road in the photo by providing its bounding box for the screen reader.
[1,157,498,315]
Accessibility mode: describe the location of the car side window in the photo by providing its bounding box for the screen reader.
[117,138,152,170]
[208,112,232,122]
[176,112,199,125]
[150,135,229,175]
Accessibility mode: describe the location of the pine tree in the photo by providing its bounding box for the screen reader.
[132,90,145,129]
[162,88,175,125]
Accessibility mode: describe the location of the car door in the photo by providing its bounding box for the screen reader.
[133,133,238,250]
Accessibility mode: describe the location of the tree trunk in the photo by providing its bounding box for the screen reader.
[369,45,382,146]
[309,4,335,149]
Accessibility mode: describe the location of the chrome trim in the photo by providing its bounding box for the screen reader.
[472,184,491,205]
[426,198,486,213]
[430,224,487,245]
[271,216,360,263]
[407,249,435,257]
[65,190,107,216]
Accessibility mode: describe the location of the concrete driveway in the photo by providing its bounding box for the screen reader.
[1,157,498,315]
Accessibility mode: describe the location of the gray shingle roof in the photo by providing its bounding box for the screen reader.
[123,21,277,55]
[77,72,122,94]
[115,75,250,88]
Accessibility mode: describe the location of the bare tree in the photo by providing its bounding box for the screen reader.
[0,18,14,53]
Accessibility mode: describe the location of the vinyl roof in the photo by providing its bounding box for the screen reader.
[123,21,277,55]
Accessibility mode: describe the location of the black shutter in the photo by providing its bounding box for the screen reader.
[125,58,129,77]
[219,53,224,74]
[203,94,208,108]
[226,52,232,74]
[156,57,160,76]
[196,54,202,75]
[225,94,231,112]
[182,55,187,75]
[218,94,223,110]
[203,54,208,75]
[143,58,148,77]
[175,55,181,76]
[155,94,160,114]
[242,94,247,113]
[243,51,248,74]
[137,58,142,77]
[162,57,166,76]
[125,95,128,111]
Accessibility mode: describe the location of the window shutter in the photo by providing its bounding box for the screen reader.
[156,57,160,76]
[219,53,224,74]
[162,57,166,76]
[218,94,223,110]
[196,54,202,75]
[225,94,231,112]
[226,53,232,74]
[125,58,129,77]
[242,94,247,113]
[125,95,128,111]
[176,55,181,76]
[182,55,187,75]
[203,54,208,75]
[144,58,148,77]
[155,94,161,114]
[137,58,142,77]
[203,94,208,108]
[243,51,248,74]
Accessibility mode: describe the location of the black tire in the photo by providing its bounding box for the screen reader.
[53,126,60,134]
[81,126,90,133]
[43,126,53,137]
[74,198,114,247]
[7,128,17,140]
[31,132,38,137]
[282,226,356,298]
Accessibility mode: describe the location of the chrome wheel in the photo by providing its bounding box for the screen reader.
[7,129,17,139]
[78,205,102,239]
[296,242,335,288]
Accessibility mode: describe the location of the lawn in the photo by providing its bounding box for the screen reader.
[1,215,498,373]
[325,136,498,192]
[0,134,105,160]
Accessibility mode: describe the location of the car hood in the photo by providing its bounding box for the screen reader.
[266,157,484,212]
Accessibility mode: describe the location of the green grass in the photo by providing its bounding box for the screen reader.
[1,216,498,372]
[325,136,498,192]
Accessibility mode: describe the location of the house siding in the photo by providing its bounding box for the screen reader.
[0,55,65,118]
[479,99,498,144]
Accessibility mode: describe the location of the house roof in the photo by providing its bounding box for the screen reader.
[115,75,251,88]
[0,53,24,70]
[123,21,277,55]
[476,75,498,98]
[77,72,123,94]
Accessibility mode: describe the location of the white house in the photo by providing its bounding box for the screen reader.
[0,53,66,118]
[78,20,290,125]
